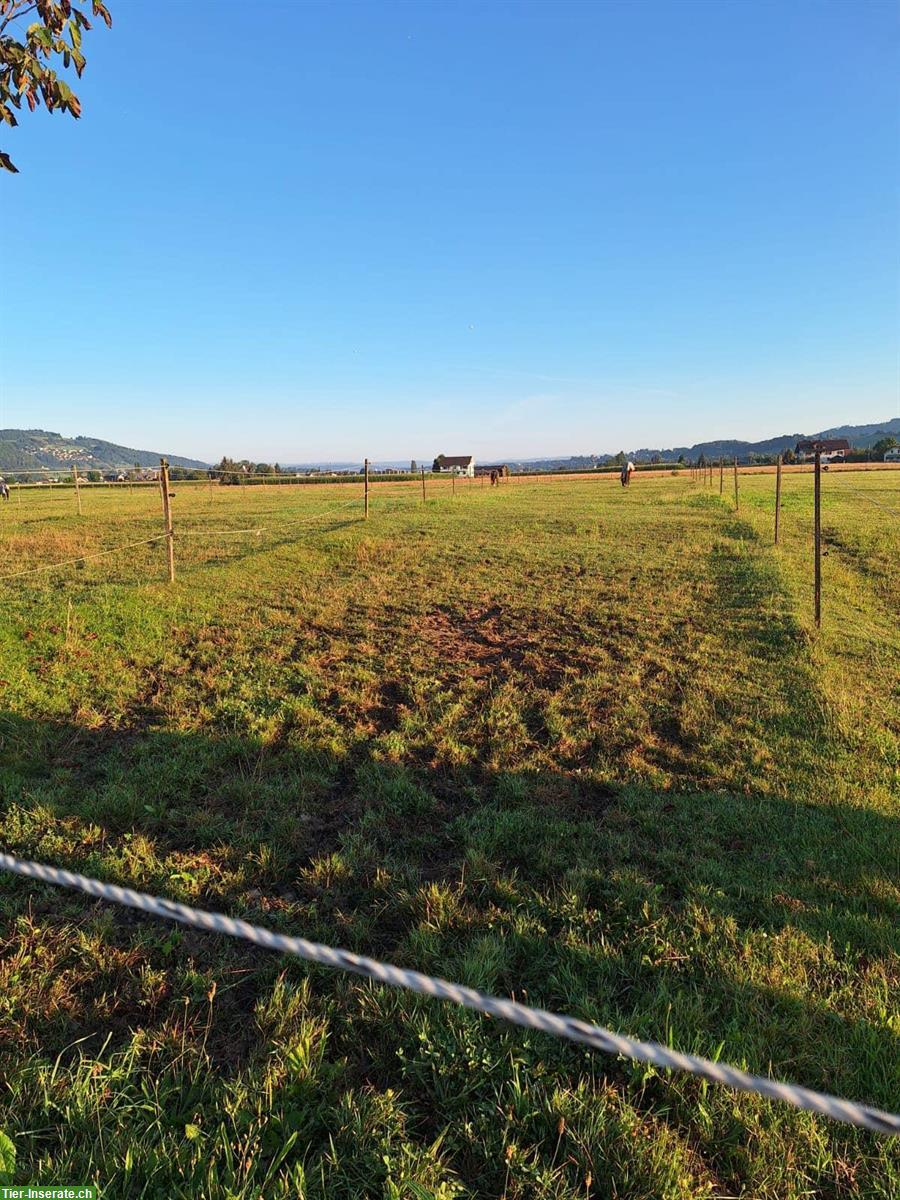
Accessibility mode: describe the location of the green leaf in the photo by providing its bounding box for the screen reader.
[30,26,53,51]
[0,1129,15,1185]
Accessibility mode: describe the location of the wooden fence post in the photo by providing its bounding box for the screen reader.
[364,457,369,519]
[814,450,821,628]
[719,458,723,495]
[72,464,82,515]
[421,466,426,503]
[451,472,455,497]
[774,454,782,544]
[159,459,175,584]
[733,458,739,511]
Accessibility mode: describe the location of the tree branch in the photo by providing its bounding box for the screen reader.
[0,3,39,36]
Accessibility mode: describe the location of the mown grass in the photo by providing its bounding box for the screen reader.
[0,469,898,1199]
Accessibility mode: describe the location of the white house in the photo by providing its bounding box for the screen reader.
[885,447,900,462]
[436,455,475,478]
[795,438,850,464]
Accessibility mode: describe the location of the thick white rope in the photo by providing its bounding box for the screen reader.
[0,852,896,1136]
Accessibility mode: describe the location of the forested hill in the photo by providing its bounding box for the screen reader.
[627,417,900,463]
[0,429,208,473]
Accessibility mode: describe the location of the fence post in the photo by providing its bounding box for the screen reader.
[774,454,782,544]
[421,466,427,503]
[719,458,723,495]
[364,457,369,519]
[159,459,175,584]
[451,472,455,497]
[814,450,821,628]
[72,464,82,515]
[733,458,739,511]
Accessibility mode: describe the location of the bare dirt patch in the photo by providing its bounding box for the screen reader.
[413,603,566,686]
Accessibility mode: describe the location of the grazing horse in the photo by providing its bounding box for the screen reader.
[490,470,499,487]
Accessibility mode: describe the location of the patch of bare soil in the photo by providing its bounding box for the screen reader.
[413,603,566,686]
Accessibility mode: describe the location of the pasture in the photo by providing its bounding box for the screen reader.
[0,468,898,1198]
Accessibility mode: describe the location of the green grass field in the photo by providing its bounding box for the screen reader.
[1,468,898,1199]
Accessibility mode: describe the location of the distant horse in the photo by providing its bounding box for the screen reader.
[490,470,499,487]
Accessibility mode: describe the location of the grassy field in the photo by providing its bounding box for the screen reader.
[0,468,898,1199]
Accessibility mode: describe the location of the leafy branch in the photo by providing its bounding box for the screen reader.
[0,0,111,173]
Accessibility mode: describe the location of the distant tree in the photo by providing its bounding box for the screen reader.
[0,0,112,173]
[782,448,796,465]
[650,454,661,465]
[872,436,897,456]
[86,469,101,482]
[614,451,626,466]
[432,455,445,472]
[213,456,245,485]
[255,463,273,476]
[698,452,707,467]
[410,459,417,473]
[677,454,685,465]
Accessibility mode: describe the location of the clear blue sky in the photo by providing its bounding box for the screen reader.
[1,0,897,462]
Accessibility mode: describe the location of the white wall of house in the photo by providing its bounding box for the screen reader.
[440,460,475,477]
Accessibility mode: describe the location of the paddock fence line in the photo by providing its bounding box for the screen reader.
[0,498,362,583]
[0,851,896,1137]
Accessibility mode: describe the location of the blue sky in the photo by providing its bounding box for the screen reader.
[1,0,897,462]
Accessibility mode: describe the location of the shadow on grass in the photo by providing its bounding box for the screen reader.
[1,713,897,1118]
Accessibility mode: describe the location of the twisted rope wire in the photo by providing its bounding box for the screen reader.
[0,535,168,580]
[0,852,896,1136]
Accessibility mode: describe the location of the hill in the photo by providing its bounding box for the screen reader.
[627,416,900,463]
[0,429,208,473]
[507,417,900,470]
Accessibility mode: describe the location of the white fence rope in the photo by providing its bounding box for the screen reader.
[836,490,900,518]
[0,501,363,581]
[0,852,896,1136]
[0,535,168,581]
